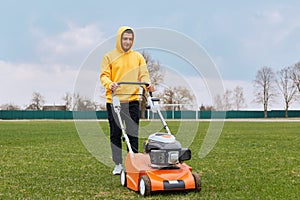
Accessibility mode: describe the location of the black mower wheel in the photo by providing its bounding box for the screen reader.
[139,175,151,196]
[192,172,201,192]
[120,169,127,187]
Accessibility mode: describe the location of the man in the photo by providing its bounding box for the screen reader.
[100,26,154,175]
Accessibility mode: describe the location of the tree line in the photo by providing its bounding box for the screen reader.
[203,61,300,117]
[0,92,100,111]
[1,52,299,117]
[253,62,300,118]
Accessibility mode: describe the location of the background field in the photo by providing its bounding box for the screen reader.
[0,121,299,199]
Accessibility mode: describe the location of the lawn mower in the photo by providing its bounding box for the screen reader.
[112,82,201,196]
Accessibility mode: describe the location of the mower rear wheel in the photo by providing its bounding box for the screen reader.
[192,172,201,192]
[120,169,127,187]
[139,175,151,196]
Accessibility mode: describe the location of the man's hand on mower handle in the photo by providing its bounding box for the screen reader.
[110,82,154,92]
[147,84,154,92]
[110,82,119,91]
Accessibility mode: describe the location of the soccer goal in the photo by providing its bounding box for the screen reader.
[146,103,199,120]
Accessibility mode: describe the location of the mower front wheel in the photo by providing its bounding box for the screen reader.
[120,169,127,187]
[139,175,151,196]
[192,172,201,192]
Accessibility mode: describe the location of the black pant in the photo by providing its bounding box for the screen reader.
[106,101,139,165]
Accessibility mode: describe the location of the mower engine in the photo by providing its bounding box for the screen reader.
[144,132,191,168]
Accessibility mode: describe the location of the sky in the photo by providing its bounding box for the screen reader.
[1,0,300,110]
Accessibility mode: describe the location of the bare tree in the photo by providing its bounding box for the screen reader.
[276,66,298,117]
[233,86,246,110]
[27,92,45,110]
[223,89,233,111]
[72,93,97,111]
[173,86,195,110]
[140,51,164,118]
[72,93,81,111]
[213,90,233,111]
[62,92,73,111]
[253,66,277,118]
[141,51,164,87]
[77,99,97,111]
[214,94,224,111]
[159,87,176,110]
[291,61,300,93]
[159,86,195,110]
[0,103,21,110]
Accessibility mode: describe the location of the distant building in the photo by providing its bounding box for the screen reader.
[25,104,39,110]
[43,105,66,111]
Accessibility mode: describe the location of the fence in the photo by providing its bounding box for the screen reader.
[0,110,300,120]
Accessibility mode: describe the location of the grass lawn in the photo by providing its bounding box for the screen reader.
[0,120,299,199]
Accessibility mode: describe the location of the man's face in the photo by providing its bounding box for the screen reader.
[121,32,133,52]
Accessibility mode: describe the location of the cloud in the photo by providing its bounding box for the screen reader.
[0,60,78,107]
[32,22,106,66]
[240,6,300,62]
[0,22,109,107]
[256,10,284,25]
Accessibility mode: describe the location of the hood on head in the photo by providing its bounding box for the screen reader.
[116,26,134,53]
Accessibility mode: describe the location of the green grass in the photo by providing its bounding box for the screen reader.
[0,121,299,199]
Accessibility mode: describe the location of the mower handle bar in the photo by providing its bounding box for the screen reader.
[114,81,153,97]
[117,81,149,86]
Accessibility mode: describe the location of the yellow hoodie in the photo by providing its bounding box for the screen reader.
[100,26,151,103]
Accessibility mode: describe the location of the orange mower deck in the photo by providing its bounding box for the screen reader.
[123,153,200,193]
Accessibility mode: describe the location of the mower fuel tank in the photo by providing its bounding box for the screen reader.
[144,132,182,153]
[144,132,191,167]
